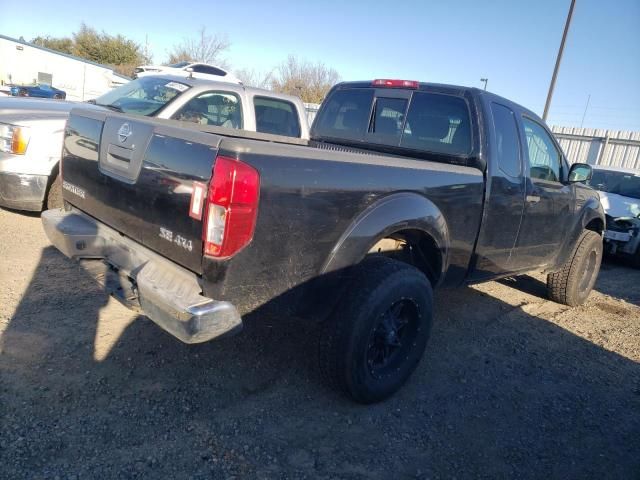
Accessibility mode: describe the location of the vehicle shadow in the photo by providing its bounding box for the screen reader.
[1,247,639,479]
[0,205,41,218]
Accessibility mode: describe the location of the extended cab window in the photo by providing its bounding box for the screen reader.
[523,117,561,182]
[254,97,301,137]
[401,92,472,156]
[174,91,242,128]
[491,103,521,177]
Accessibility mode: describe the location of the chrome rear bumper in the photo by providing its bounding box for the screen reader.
[41,208,242,343]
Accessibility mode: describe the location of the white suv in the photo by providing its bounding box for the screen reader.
[134,62,241,84]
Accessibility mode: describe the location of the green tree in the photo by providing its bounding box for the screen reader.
[73,23,142,65]
[31,36,74,55]
[30,24,146,77]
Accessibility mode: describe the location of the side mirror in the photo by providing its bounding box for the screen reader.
[568,163,592,183]
[185,67,194,79]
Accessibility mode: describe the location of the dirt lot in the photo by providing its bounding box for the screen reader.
[0,207,639,479]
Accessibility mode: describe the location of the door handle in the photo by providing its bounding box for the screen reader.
[526,195,541,204]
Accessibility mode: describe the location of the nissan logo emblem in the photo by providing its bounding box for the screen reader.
[118,123,132,143]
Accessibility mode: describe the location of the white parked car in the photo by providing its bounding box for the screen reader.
[134,62,241,84]
[587,165,640,267]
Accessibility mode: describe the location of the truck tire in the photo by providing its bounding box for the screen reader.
[318,256,433,404]
[547,230,602,306]
[46,174,63,210]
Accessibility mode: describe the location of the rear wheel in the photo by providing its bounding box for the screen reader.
[45,174,63,210]
[547,230,603,306]
[318,256,433,404]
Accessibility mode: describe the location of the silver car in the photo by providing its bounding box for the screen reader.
[0,75,309,211]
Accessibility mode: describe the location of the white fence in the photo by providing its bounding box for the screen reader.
[551,126,640,170]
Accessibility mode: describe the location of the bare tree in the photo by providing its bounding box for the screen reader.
[167,27,230,67]
[234,68,274,89]
[270,55,340,104]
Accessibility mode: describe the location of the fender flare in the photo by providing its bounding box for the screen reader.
[321,192,450,283]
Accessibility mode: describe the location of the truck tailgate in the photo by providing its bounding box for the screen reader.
[60,109,221,274]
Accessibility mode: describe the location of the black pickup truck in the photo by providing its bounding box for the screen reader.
[42,79,605,403]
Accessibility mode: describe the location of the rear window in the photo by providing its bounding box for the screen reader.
[254,97,301,138]
[401,92,472,155]
[313,88,472,156]
[370,97,407,138]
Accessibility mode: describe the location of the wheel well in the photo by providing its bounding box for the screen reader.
[367,229,442,285]
[585,217,604,234]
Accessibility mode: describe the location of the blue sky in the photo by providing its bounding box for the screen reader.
[2,0,639,130]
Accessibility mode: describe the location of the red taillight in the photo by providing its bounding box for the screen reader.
[203,155,260,258]
[372,79,419,89]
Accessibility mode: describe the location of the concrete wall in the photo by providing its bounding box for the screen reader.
[0,36,128,101]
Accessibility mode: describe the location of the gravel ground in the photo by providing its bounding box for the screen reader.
[1,206,639,479]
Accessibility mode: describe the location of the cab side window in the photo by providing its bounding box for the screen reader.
[522,117,561,182]
[173,92,242,129]
[491,103,521,177]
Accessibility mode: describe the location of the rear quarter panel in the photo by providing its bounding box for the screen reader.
[203,138,484,314]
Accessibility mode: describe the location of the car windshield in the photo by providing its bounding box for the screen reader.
[588,169,640,200]
[93,77,190,116]
[168,61,191,68]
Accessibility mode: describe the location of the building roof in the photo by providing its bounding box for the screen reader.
[0,34,131,81]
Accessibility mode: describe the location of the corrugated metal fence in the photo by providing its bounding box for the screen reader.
[304,104,640,171]
[551,126,640,170]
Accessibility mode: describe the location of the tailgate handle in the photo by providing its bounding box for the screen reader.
[107,144,132,165]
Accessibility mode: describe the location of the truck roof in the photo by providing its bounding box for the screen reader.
[335,80,544,125]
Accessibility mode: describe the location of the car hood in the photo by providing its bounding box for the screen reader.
[598,190,640,219]
[0,97,103,126]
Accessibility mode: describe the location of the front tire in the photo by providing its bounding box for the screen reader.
[319,257,433,404]
[547,230,603,306]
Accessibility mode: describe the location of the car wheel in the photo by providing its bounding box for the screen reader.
[547,230,603,306]
[46,174,63,210]
[53,94,63,100]
[318,256,433,404]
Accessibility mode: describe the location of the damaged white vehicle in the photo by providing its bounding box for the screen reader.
[588,165,640,267]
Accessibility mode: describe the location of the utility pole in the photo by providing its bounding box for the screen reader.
[543,0,576,121]
[580,94,591,128]
[480,78,488,91]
